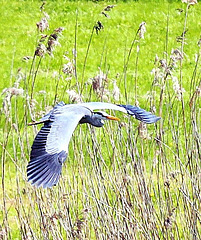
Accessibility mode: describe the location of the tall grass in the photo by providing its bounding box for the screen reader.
[0,1,200,239]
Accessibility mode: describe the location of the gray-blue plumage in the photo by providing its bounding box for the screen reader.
[27,122,67,188]
[27,101,160,188]
[117,104,161,124]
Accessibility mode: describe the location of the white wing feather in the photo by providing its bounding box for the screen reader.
[77,102,128,113]
[46,106,91,154]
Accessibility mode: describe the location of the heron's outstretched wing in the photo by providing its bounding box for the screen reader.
[27,105,91,188]
[78,102,160,124]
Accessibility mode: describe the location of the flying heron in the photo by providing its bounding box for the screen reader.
[27,101,160,188]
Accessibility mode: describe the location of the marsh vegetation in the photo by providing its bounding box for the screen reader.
[0,0,200,239]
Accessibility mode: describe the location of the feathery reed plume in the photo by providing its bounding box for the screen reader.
[2,87,24,97]
[47,27,64,56]
[66,89,82,103]
[112,80,120,101]
[2,87,24,118]
[176,30,188,44]
[138,122,150,139]
[92,69,107,92]
[40,2,46,12]
[91,68,110,100]
[34,27,64,57]
[182,0,197,8]
[189,84,201,108]
[62,55,75,77]
[172,76,185,100]
[102,5,116,18]
[104,5,116,11]
[37,2,49,32]
[35,43,47,57]
[171,48,183,62]
[138,22,146,39]
[94,21,104,35]
[36,17,49,32]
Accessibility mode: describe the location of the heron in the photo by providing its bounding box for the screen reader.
[27,101,160,188]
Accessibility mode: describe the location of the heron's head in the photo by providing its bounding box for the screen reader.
[92,111,120,127]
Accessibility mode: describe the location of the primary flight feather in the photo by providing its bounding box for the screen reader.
[27,101,160,188]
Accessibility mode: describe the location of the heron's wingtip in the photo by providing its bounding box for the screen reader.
[119,105,161,124]
[27,150,67,188]
[145,116,161,124]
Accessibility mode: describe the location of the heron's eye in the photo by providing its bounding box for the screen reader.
[95,112,103,116]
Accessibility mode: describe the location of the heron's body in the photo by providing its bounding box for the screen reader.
[27,101,160,188]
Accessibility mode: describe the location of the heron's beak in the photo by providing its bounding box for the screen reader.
[106,115,120,121]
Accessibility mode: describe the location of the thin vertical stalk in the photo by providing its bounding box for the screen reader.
[81,26,95,95]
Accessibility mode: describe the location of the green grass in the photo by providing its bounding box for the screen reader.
[0,0,201,239]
